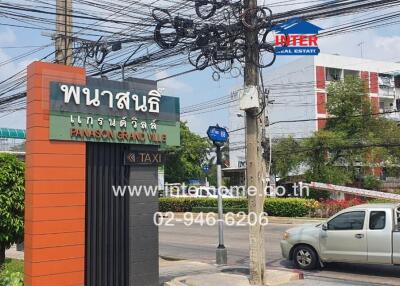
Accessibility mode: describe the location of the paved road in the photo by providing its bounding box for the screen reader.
[160,221,400,286]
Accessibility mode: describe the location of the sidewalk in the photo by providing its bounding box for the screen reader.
[160,258,303,286]
[164,270,302,286]
[7,251,302,286]
[160,258,218,284]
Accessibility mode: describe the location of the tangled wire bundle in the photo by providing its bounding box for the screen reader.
[153,1,276,80]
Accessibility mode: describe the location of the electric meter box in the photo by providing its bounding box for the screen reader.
[239,86,260,110]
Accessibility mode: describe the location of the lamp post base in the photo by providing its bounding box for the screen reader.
[216,246,228,265]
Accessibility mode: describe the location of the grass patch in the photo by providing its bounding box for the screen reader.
[1,259,24,274]
[0,259,24,286]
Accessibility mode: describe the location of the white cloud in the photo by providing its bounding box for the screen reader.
[0,28,17,45]
[155,70,193,95]
[372,36,400,61]
[318,30,400,62]
[0,41,38,129]
[0,48,14,77]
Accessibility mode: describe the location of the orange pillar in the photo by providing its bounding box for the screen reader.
[25,62,86,286]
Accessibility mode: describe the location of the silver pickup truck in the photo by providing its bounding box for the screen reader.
[280,203,400,270]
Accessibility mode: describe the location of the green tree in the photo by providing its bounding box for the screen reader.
[272,76,400,199]
[205,143,230,186]
[325,75,374,136]
[165,122,211,183]
[271,136,301,180]
[0,154,24,266]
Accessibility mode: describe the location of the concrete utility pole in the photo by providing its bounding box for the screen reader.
[55,0,73,65]
[243,0,267,284]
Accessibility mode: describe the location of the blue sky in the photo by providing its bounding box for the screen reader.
[1,2,400,136]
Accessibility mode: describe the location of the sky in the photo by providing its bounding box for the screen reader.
[1,1,400,136]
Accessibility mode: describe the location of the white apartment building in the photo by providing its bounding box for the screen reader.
[266,54,400,139]
[226,54,400,180]
[224,91,246,186]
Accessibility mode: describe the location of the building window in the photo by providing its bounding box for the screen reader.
[343,69,360,79]
[395,76,400,88]
[379,101,385,112]
[379,74,394,88]
[326,68,342,81]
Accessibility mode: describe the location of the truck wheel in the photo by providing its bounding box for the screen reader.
[293,245,318,270]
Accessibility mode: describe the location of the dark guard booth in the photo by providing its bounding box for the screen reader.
[86,143,160,286]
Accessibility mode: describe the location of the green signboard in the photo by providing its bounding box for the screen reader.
[49,78,180,147]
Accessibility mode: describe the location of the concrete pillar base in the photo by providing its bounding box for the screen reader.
[216,247,228,265]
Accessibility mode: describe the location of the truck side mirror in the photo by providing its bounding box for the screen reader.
[322,223,328,231]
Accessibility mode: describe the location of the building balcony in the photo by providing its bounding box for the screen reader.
[381,109,400,121]
[378,88,396,98]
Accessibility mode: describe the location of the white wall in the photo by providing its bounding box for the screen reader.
[265,56,317,139]
[316,54,400,74]
[228,91,246,168]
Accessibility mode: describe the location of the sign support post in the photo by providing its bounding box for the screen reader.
[207,125,229,265]
[215,143,227,264]
[203,164,210,187]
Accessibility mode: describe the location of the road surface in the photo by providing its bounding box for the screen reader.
[160,221,400,285]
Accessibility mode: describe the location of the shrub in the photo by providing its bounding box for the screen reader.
[317,198,365,217]
[192,207,248,214]
[0,154,25,266]
[368,198,396,204]
[0,259,24,286]
[363,175,382,190]
[159,197,318,217]
[307,188,331,201]
[265,198,315,217]
[0,270,24,286]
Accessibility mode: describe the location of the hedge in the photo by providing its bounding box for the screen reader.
[159,197,317,217]
[192,207,248,214]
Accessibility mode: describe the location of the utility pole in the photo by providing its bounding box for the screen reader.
[55,0,73,65]
[244,0,267,284]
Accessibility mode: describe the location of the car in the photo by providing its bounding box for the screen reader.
[280,203,400,270]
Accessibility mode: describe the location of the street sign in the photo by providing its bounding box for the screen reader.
[207,126,229,143]
[124,150,165,166]
[203,165,209,174]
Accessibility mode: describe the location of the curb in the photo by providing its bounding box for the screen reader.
[268,216,324,224]
[164,276,189,286]
[164,270,304,286]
